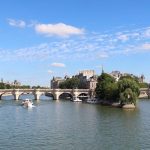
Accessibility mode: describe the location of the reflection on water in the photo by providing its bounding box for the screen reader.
[0,97,150,150]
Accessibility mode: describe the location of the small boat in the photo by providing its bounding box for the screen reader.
[72,97,82,102]
[21,99,33,107]
[86,98,99,104]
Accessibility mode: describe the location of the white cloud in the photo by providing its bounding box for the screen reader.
[48,70,53,74]
[7,19,26,28]
[35,23,84,37]
[1,25,150,62]
[51,63,66,67]
[97,53,109,58]
[141,43,150,50]
[144,28,150,37]
[117,34,129,42]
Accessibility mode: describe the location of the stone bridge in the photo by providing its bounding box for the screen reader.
[139,88,150,99]
[0,89,94,100]
[0,88,149,100]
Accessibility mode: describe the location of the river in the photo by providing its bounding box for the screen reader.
[0,95,150,150]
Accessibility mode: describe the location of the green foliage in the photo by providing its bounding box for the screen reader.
[0,83,11,89]
[20,85,30,89]
[96,73,140,105]
[118,78,140,96]
[119,75,139,83]
[0,83,5,89]
[97,73,115,83]
[0,82,30,89]
[139,82,149,88]
[120,88,137,105]
[95,73,118,102]
[32,85,47,89]
[59,77,80,89]
[118,78,140,105]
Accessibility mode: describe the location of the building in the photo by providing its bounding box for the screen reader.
[50,70,98,90]
[75,70,97,89]
[50,77,65,89]
[110,71,121,81]
[78,70,95,80]
[12,80,21,87]
[110,71,145,83]
[0,79,21,87]
[86,75,98,90]
[138,74,145,83]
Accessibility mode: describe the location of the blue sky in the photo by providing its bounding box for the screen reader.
[0,0,150,86]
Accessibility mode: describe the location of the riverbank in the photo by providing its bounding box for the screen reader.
[86,99,136,109]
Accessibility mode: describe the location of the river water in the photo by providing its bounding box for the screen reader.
[0,95,150,150]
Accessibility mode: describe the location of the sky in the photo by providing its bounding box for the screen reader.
[0,0,150,86]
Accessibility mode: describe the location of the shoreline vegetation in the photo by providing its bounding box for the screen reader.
[95,72,140,109]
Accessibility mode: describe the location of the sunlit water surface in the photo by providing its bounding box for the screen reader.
[0,95,150,150]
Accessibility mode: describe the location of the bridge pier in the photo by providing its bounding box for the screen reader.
[34,94,41,100]
[54,93,59,100]
[34,90,41,100]
[14,93,20,100]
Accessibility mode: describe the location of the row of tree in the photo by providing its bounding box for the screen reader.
[59,77,86,89]
[0,83,31,89]
[0,82,50,89]
[95,73,140,105]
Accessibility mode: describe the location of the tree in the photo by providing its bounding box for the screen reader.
[118,78,140,105]
[0,83,5,89]
[59,77,80,89]
[120,88,137,105]
[119,75,139,84]
[139,82,149,88]
[95,73,119,102]
[95,73,140,106]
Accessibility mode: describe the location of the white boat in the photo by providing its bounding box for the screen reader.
[86,98,99,104]
[72,97,82,102]
[21,99,33,107]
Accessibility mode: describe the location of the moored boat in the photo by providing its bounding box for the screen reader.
[72,97,82,102]
[86,98,100,104]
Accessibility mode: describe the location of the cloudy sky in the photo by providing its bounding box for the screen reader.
[0,0,150,86]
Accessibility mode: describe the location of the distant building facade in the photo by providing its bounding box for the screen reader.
[86,75,98,90]
[50,70,98,90]
[75,70,97,89]
[109,71,145,83]
[51,77,65,89]
[109,71,121,81]
[0,78,21,87]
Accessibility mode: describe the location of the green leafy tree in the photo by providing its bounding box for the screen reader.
[0,83,5,89]
[59,77,80,89]
[95,73,119,102]
[139,82,149,88]
[119,75,139,84]
[118,78,140,105]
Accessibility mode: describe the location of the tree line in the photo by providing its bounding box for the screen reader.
[59,77,86,89]
[0,83,30,89]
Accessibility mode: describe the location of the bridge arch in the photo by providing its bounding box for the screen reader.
[0,92,14,100]
[43,92,55,100]
[19,92,35,100]
[58,92,73,100]
[77,93,89,100]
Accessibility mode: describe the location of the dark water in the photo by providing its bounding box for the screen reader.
[0,95,150,150]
